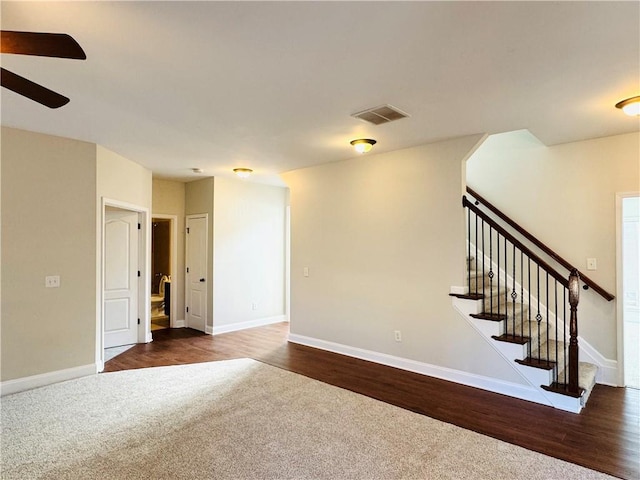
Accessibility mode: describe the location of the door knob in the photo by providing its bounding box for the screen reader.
[200,278,205,282]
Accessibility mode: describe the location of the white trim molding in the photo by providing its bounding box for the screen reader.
[615,191,640,387]
[173,319,185,328]
[213,315,287,335]
[579,336,619,386]
[1,363,97,397]
[287,332,542,406]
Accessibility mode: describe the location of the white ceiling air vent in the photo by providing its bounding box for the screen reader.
[351,104,409,125]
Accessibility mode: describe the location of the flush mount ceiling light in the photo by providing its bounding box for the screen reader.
[192,168,203,174]
[233,168,253,178]
[615,96,640,116]
[350,138,377,154]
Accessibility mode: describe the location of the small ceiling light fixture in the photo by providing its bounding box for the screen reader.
[233,168,253,178]
[350,138,377,154]
[192,168,204,174]
[615,96,640,116]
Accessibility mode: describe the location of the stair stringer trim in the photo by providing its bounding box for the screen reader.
[451,294,583,413]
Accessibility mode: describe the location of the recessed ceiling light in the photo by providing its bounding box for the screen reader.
[233,168,253,178]
[615,96,640,116]
[350,138,377,154]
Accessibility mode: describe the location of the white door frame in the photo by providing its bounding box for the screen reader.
[615,191,640,386]
[97,198,151,372]
[185,213,208,333]
[152,214,178,329]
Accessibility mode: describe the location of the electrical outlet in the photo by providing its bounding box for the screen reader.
[394,330,402,342]
[252,303,257,310]
[45,275,60,288]
[303,267,309,277]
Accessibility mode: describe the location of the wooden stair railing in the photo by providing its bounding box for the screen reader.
[461,194,584,396]
[466,186,614,301]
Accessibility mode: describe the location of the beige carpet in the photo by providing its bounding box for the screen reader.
[1,359,615,480]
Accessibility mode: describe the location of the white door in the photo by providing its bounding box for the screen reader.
[104,209,139,348]
[186,215,207,332]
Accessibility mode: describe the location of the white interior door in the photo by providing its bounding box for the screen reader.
[104,208,139,348]
[186,215,207,332]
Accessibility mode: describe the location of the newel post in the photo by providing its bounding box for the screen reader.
[568,269,580,394]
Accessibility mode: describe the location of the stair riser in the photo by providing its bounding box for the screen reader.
[468,274,492,286]
[532,342,566,365]
[514,362,555,386]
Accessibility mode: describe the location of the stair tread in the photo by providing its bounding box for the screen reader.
[515,357,557,370]
[449,292,484,300]
[492,333,529,345]
[471,312,507,322]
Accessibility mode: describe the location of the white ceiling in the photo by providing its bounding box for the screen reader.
[1,1,639,185]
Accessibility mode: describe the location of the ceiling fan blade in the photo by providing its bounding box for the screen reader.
[1,67,69,108]
[1,30,86,59]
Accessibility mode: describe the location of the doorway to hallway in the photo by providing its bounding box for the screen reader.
[619,194,639,389]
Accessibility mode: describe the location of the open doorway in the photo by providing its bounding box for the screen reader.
[618,193,639,389]
[152,215,177,331]
[100,198,150,371]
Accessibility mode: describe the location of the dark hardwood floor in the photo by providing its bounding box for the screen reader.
[105,323,639,480]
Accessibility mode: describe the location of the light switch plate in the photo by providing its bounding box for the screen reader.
[586,258,597,271]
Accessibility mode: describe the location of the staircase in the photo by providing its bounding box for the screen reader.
[452,257,598,412]
[448,188,613,413]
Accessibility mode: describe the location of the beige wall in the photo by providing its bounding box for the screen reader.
[282,135,526,383]
[467,130,640,359]
[97,145,152,208]
[213,177,287,329]
[185,177,214,328]
[1,127,97,381]
[152,179,186,321]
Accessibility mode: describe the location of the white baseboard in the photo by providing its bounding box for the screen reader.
[205,325,214,335]
[1,363,97,397]
[172,319,185,328]
[287,333,542,405]
[214,315,287,335]
[579,336,618,386]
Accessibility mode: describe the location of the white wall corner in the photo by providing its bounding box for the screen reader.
[173,319,185,328]
[213,315,286,336]
[578,336,619,386]
[205,325,214,335]
[0,363,97,397]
